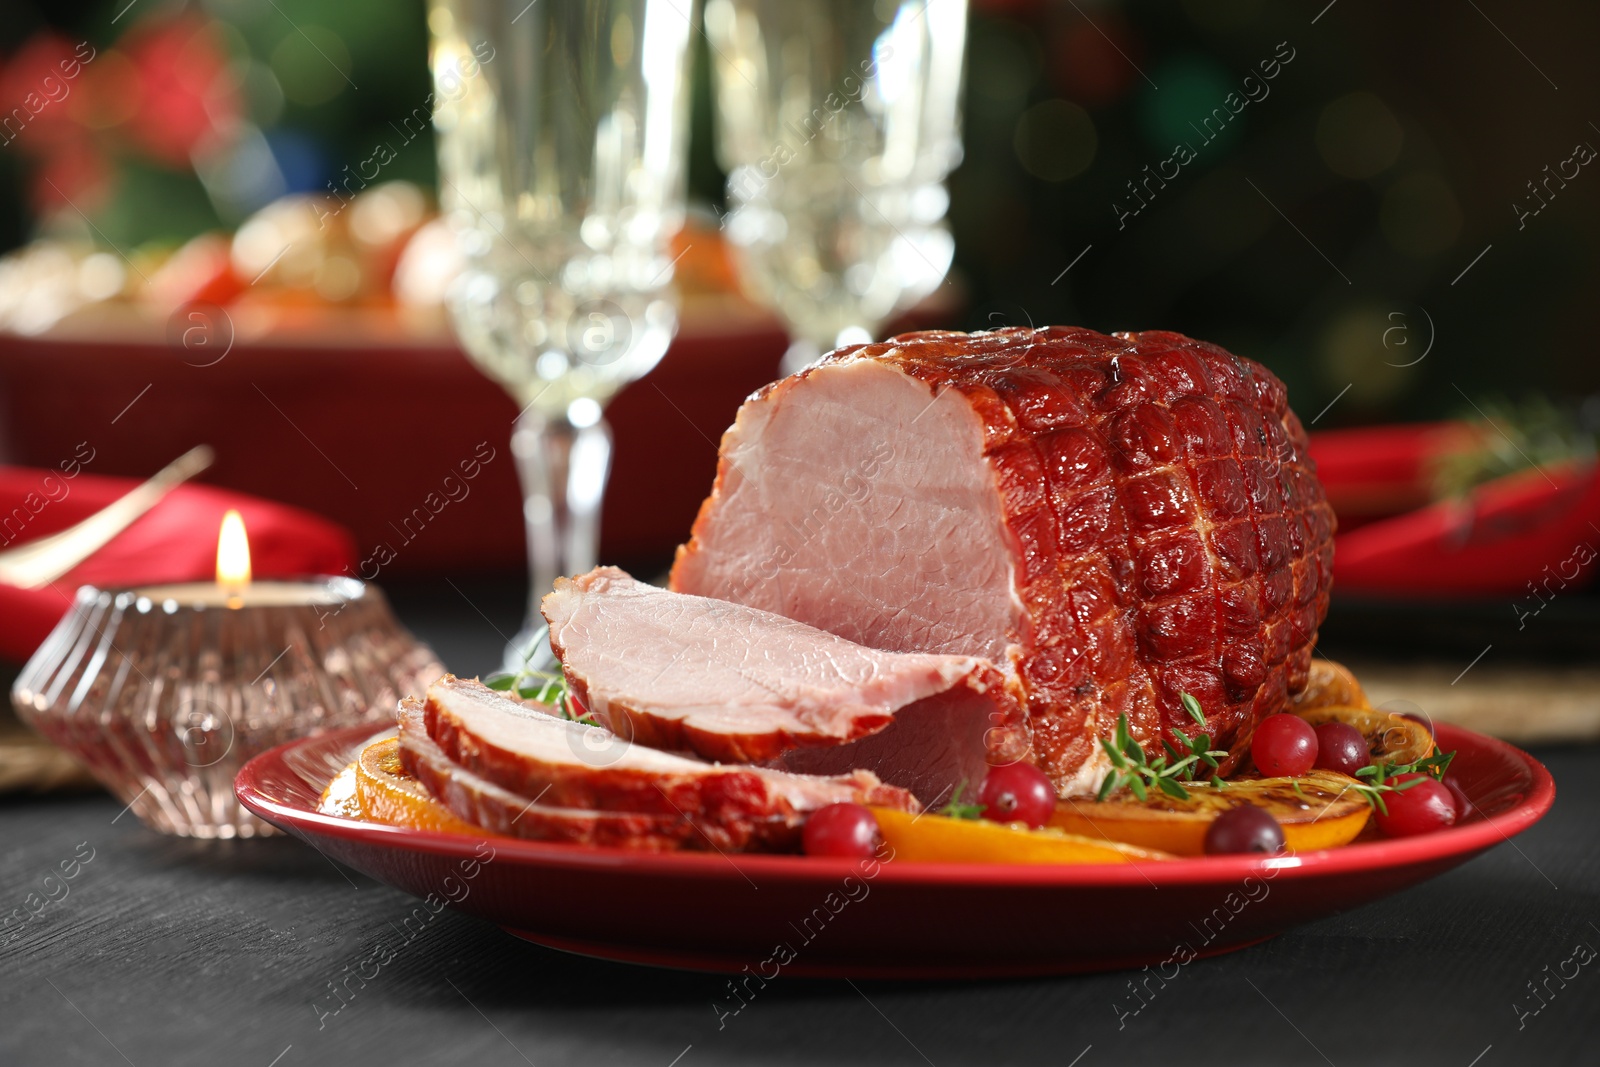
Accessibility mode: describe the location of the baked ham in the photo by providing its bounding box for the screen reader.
[419,675,919,850]
[542,566,1025,801]
[671,326,1336,795]
[396,699,693,850]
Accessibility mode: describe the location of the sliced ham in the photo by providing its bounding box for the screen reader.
[541,567,1026,801]
[396,699,694,850]
[422,675,918,850]
[671,326,1336,795]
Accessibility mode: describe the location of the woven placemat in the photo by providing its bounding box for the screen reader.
[0,723,99,794]
[1348,660,1600,745]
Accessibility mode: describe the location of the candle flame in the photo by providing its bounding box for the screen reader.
[216,510,252,591]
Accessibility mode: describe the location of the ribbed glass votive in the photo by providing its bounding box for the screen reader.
[11,577,443,838]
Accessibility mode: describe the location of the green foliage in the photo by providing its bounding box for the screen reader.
[1097,692,1229,802]
[937,779,985,820]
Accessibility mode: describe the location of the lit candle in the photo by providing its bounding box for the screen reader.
[132,511,345,608]
[217,509,251,605]
[14,509,443,838]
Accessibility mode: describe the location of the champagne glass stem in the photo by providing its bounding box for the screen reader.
[506,407,613,672]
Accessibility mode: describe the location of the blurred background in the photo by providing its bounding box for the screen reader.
[0,0,1596,677]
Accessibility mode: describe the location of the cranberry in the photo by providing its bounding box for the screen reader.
[1374,773,1458,837]
[802,803,882,858]
[1443,777,1475,823]
[1312,721,1369,777]
[978,762,1056,828]
[1204,805,1286,855]
[1251,714,1318,777]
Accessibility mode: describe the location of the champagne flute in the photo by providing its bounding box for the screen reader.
[429,0,695,669]
[704,0,968,373]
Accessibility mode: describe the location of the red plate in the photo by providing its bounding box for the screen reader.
[236,722,1554,979]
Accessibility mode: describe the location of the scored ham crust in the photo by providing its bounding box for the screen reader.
[542,567,1025,794]
[671,326,1336,796]
[420,675,919,850]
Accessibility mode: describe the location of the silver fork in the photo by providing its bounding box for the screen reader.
[0,445,215,589]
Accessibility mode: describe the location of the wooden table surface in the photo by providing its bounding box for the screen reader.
[2,578,1597,1067]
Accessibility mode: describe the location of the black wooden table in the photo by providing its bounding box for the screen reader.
[3,578,1597,1067]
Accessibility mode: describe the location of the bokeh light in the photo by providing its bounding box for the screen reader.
[1380,172,1463,258]
[1050,13,1138,105]
[1183,167,1271,254]
[270,25,351,107]
[1319,304,1420,405]
[1180,0,1265,33]
[1141,57,1241,154]
[1316,91,1404,179]
[1013,99,1097,181]
[967,20,1040,113]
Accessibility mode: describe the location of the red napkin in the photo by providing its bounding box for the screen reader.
[1306,421,1483,532]
[0,466,357,662]
[1331,461,1600,599]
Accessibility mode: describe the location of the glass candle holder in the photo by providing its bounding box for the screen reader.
[11,577,443,838]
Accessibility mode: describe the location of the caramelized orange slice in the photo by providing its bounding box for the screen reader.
[1292,704,1434,768]
[871,807,1172,865]
[1291,658,1371,712]
[353,736,486,835]
[318,760,362,819]
[1048,769,1371,856]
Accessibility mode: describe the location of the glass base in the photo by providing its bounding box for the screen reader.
[12,582,443,839]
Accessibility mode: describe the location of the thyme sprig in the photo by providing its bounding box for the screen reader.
[484,652,598,725]
[1096,692,1230,802]
[484,668,568,706]
[938,779,985,820]
[1349,747,1457,815]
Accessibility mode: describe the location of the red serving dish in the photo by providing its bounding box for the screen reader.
[0,301,787,575]
[236,721,1554,978]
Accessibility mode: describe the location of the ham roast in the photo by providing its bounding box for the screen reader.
[413,675,919,850]
[671,326,1336,795]
[542,566,1025,801]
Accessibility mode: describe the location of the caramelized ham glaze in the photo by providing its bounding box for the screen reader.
[671,326,1336,795]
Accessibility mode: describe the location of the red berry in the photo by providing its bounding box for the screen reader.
[1312,721,1369,777]
[1204,805,1286,855]
[1374,773,1458,837]
[803,803,881,858]
[977,761,1056,828]
[1443,777,1475,823]
[1251,714,1318,777]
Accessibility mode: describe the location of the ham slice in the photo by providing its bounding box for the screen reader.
[396,699,693,850]
[541,567,1025,801]
[422,675,918,850]
[671,327,1336,795]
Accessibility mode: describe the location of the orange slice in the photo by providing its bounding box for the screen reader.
[353,736,486,835]
[318,760,362,819]
[1292,704,1434,768]
[1291,658,1371,711]
[871,807,1172,865]
[1048,769,1371,856]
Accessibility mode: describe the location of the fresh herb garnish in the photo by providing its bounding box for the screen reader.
[1097,692,1231,802]
[484,669,568,706]
[1348,746,1458,815]
[938,780,985,820]
[482,641,599,724]
[1433,394,1597,499]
